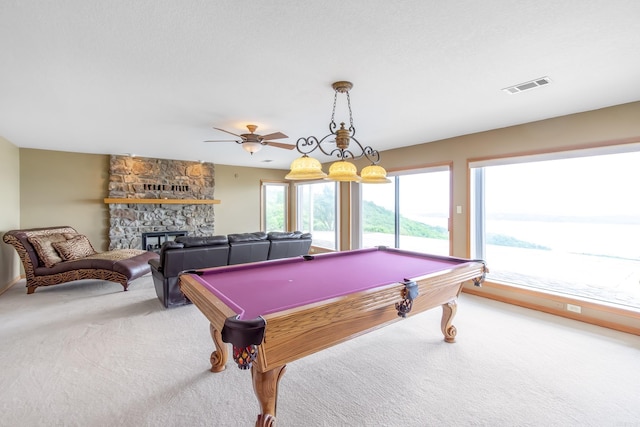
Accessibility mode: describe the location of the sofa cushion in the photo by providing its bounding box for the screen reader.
[52,234,97,261]
[228,232,267,243]
[27,233,68,267]
[267,236,312,260]
[175,235,229,247]
[267,231,302,240]
[228,239,270,265]
[34,249,157,278]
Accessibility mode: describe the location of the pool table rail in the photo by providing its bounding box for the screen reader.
[257,260,484,371]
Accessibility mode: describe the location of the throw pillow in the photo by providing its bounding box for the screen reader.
[52,235,97,261]
[28,233,68,268]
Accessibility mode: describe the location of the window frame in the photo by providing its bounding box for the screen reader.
[260,180,290,232]
[468,142,640,309]
[355,164,452,255]
[294,179,340,251]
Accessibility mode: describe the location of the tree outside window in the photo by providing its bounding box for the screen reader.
[262,182,288,232]
[297,181,338,250]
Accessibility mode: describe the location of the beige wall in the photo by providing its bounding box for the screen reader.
[20,149,111,251]
[0,137,21,290]
[214,164,288,235]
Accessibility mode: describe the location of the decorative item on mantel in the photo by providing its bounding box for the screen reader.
[285,81,391,183]
[103,198,220,204]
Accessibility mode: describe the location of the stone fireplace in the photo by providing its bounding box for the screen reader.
[107,155,217,250]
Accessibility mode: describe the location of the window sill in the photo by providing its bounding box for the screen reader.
[463,280,640,336]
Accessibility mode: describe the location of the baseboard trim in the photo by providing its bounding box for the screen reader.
[463,280,640,336]
[0,275,23,296]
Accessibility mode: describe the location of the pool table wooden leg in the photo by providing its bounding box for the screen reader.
[209,324,228,372]
[252,364,287,427]
[441,300,458,343]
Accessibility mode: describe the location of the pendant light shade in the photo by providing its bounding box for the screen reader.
[360,164,391,183]
[327,160,361,182]
[284,155,328,180]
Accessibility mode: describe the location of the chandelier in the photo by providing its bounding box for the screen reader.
[285,81,390,183]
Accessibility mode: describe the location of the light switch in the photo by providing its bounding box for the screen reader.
[456,205,462,214]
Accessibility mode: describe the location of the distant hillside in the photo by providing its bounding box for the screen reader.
[363,200,549,249]
[362,200,447,239]
[486,233,549,250]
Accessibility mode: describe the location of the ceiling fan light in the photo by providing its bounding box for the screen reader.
[360,164,391,183]
[285,156,327,180]
[242,142,263,154]
[326,160,361,182]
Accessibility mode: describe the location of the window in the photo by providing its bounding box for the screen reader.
[261,181,289,232]
[470,146,640,309]
[296,181,339,250]
[360,168,450,255]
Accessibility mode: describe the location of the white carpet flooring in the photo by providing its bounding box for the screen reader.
[1,275,639,426]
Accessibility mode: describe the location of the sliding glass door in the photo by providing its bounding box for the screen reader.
[360,168,450,255]
[296,181,339,250]
[261,181,289,232]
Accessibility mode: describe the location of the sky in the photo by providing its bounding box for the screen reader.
[361,149,640,220]
[486,151,640,217]
[362,170,450,219]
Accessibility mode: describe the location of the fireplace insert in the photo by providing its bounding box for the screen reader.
[142,231,187,253]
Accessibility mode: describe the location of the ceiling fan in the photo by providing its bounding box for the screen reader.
[205,124,295,154]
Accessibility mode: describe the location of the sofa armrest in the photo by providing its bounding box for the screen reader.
[164,245,230,277]
[148,258,162,272]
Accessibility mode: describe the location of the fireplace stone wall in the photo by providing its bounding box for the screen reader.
[107,155,216,250]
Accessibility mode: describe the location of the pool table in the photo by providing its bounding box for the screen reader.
[179,247,486,426]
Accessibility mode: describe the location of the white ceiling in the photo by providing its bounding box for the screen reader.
[2,1,640,170]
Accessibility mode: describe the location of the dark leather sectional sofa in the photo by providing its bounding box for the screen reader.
[149,231,312,308]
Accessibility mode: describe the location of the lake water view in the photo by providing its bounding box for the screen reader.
[374,216,640,308]
[486,219,640,260]
[483,219,640,308]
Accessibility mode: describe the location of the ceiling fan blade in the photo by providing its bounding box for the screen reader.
[204,139,239,143]
[265,141,296,150]
[213,127,243,138]
[260,132,288,140]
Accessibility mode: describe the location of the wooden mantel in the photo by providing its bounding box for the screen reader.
[104,198,220,205]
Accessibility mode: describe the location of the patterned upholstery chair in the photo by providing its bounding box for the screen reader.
[3,226,158,294]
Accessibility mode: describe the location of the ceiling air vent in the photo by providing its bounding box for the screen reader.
[502,77,551,94]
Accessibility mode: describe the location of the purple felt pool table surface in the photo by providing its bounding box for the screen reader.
[189,247,469,319]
